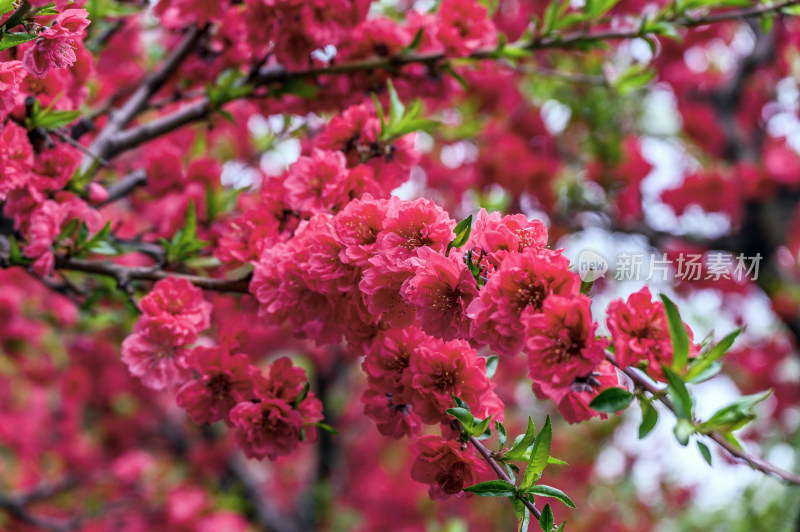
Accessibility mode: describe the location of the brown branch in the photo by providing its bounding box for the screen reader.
[100,0,800,160]
[606,353,800,485]
[81,25,206,172]
[98,169,148,207]
[469,436,543,521]
[0,477,80,532]
[53,256,251,293]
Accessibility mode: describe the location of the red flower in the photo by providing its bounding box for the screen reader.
[229,358,323,460]
[468,248,579,356]
[402,250,479,341]
[606,287,695,377]
[532,362,620,424]
[139,277,212,344]
[376,197,455,270]
[468,208,549,268]
[175,346,259,426]
[362,389,423,439]
[524,295,607,388]
[401,337,500,425]
[120,324,192,391]
[437,0,497,57]
[22,9,90,78]
[410,436,487,500]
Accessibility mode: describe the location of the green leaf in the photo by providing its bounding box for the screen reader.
[698,390,772,433]
[496,421,507,448]
[452,395,471,412]
[661,365,693,420]
[293,382,310,408]
[464,480,517,497]
[446,407,475,431]
[638,400,658,439]
[485,355,498,379]
[674,418,695,446]
[539,503,555,531]
[506,417,536,460]
[524,485,576,509]
[697,441,712,465]
[547,456,568,466]
[513,496,531,532]
[579,278,593,295]
[589,387,634,413]
[522,416,552,489]
[371,93,386,137]
[472,416,493,440]
[0,0,15,15]
[613,63,655,95]
[386,79,405,133]
[8,235,31,266]
[307,422,338,435]
[659,294,690,372]
[0,32,36,52]
[447,214,473,254]
[584,0,620,17]
[685,328,741,382]
[405,28,424,51]
[32,109,82,130]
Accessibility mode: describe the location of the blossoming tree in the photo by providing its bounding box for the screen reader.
[1,0,800,530]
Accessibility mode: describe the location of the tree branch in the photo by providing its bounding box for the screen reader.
[0,477,79,532]
[81,25,206,172]
[606,353,800,485]
[469,436,543,521]
[99,0,800,160]
[52,256,251,293]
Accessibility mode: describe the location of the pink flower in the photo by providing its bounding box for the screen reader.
[362,389,423,439]
[332,194,388,267]
[362,327,426,397]
[175,346,259,426]
[468,208,549,268]
[359,254,417,329]
[284,148,351,214]
[120,325,192,391]
[524,295,607,388]
[532,361,620,424]
[229,398,307,461]
[0,61,26,120]
[410,436,487,500]
[467,248,579,356]
[376,197,455,269]
[402,337,500,424]
[22,9,91,78]
[401,250,479,341]
[606,287,696,377]
[0,122,33,200]
[437,0,497,57]
[139,277,212,344]
[229,362,322,461]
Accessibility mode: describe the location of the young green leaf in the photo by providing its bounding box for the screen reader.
[539,503,555,531]
[638,400,658,439]
[496,420,507,448]
[659,294,690,372]
[447,214,473,255]
[293,382,310,408]
[697,441,712,465]
[513,496,531,532]
[452,395,471,412]
[661,365,693,420]
[0,32,36,52]
[685,328,742,381]
[524,485,576,509]
[446,407,475,431]
[522,416,552,489]
[505,417,536,460]
[464,480,517,497]
[471,415,493,439]
[589,387,634,413]
[307,422,338,435]
[674,418,695,446]
[485,355,498,378]
[698,389,772,433]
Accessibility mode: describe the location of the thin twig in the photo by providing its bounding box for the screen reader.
[101,0,800,160]
[606,353,800,485]
[98,169,147,207]
[81,25,207,172]
[53,256,251,293]
[0,476,79,532]
[469,436,543,521]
